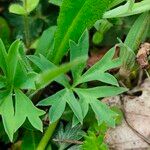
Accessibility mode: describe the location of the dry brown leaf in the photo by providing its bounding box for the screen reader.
[136,43,150,69]
[105,78,150,150]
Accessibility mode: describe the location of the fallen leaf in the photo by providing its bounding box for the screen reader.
[105,78,150,150]
[136,43,150,69]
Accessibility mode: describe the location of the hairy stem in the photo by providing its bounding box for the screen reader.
[36,121,59,150]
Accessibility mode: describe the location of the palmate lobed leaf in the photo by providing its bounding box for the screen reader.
[53,0,115,63]
[0,94,15,141]
[75,47,121,86]
[0,40,45,141]
[70,29,89,83]
[0,89,45,141]
[14,89,45,132]
[38,31,127,128]
[73,86,127,127]
[83,47,121,75]
[38,89,83,124]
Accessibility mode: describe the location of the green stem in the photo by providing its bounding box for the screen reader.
[36,121,59,150]
[23,0,30,48]
[24,15,30,48]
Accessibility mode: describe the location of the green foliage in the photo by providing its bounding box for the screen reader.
[52,0,114,63]
[49,0,62,6]
[124,12,150,52]
[119,12,150,77]
[38,30,127,128]
[22,131,42,150]
[36,26,57,60]
[9,0,39,15]
[0,39,83,141]
[54,123,85,150]
[83,123,109,150]
[70,29,89,83]
[28,54,70,88]
[0,17,10,44]
[104,0,150,18]
[29,55,86,93]
[0,39,44,141]
[93,19,113,45]
[83,131,108,150]
[1,0,150,148]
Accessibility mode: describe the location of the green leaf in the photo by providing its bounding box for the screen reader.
[83,131,107,150]
[119,12,150,76]
[36,26,57,60]
[0,39,8,75]
[0,76,6,89]
[75,47,121,86]
[54,123,85,150]
[0,94,15,141]
[35,57,86,90]
[119,39,136,76]
[84,47,121,75]
[28,55,70,88]
[90,100,117,126]
[7,40,20,84]
[22,131,42,150]
[74,86,127,126]
[104,0,150,18]
[53,0,114,63]
[38,89,83,124]
[72,97,89,127]
[111,106,123,125]
[78,72,119,86]
[124,12,150,53]
[9,4,26,15]
[14,61,36,89]
[37,89,65,106]
[0,17,10,43]
[24,0,39,13]
[14,89,45,132]
[65,90,83,123]
[75,86,127,99]
[108,0,126,9]
[49,96,66,123]
[70,29,89,83]
[68,145,82,150]
[49,0,62,6]
[9,0,39,15]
